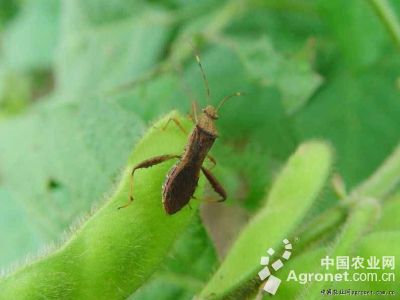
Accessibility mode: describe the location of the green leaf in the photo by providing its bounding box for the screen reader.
[0,188,41,269]
[232,36,323,115]
[0,0,19,29]
[355,144,400,200]
[1,0,60,71]
[0,97,145,267]
[0,69,31,116]
[0,113,200,299]
[316,0,387,68]
[56,1,171,98]
[199,141,333,299]
[294,57,400,188]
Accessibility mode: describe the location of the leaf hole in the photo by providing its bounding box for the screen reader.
[47,178,62,190]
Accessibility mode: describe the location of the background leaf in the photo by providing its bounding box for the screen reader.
[0,98,145,265]
[56,1,171,98]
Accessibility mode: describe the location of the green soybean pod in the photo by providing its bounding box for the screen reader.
[0,112,200,300]
[199,141,333,299]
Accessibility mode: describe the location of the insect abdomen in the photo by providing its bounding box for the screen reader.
[162,163,200,214]
[162,126,216,214]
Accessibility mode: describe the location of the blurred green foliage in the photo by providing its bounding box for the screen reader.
[0,0,400,299]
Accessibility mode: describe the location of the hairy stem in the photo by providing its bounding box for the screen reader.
[369,0,400,49]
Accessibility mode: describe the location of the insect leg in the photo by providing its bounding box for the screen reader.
[201,167,227,202]
[162,117,188,134]
[206,154,216,169]
[118,154,180,209]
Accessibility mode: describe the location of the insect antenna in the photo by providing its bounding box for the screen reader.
[193,49,212,103]
[216,92,245,113]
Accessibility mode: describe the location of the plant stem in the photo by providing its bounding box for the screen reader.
[295,205,347,253]
[369,0,400,49]
[353,144,400,199]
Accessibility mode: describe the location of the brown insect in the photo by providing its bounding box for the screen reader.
[118,52,243,214]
